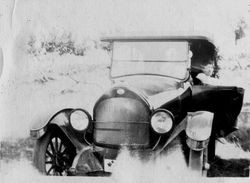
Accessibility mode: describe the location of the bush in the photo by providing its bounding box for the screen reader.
[26,33,111,57]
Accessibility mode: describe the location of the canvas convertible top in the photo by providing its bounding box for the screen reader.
[101,32,215,43]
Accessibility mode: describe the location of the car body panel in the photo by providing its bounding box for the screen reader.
[30,108,88,150]
[191,85,244,136]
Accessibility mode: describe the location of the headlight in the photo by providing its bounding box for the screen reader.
[69,109,91,132]
[186,111,214,141]
[150,109,173,134]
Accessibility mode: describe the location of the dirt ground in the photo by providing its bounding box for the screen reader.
[0,136,249,177]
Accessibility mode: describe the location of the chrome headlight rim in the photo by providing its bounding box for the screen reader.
[69,108,92,132]
[150,109,174,134]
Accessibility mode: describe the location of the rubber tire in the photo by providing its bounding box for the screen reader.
[189,149,203,173]
[33,128,76,175]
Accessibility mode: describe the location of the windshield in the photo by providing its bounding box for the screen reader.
[111,41,190,80]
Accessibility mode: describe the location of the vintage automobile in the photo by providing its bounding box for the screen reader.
[30,34,244,176]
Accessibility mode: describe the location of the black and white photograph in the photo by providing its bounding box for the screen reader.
[1,0,250,182]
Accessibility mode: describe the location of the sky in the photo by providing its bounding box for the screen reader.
[1,0,250,52]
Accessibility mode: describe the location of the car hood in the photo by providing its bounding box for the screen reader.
[113,76,191,109]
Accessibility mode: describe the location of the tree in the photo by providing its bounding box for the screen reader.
[235,19,247,45]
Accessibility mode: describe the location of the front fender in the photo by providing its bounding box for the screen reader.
[30,108,86,150]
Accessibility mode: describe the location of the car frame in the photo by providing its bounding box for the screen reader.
[30,34,244,176]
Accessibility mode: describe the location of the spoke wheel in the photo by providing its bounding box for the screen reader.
[33,128,76,176]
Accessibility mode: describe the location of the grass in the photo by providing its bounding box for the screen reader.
[208,156,249,177]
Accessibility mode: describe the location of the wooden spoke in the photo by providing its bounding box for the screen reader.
[47,166,54,175]
[45,160,53,164]
[49,141,56,154]
[55,137,58,152]
[58,139,63,152]
[46,150,53,158]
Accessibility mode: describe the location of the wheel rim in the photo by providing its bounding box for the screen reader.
[45,135,73,176]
